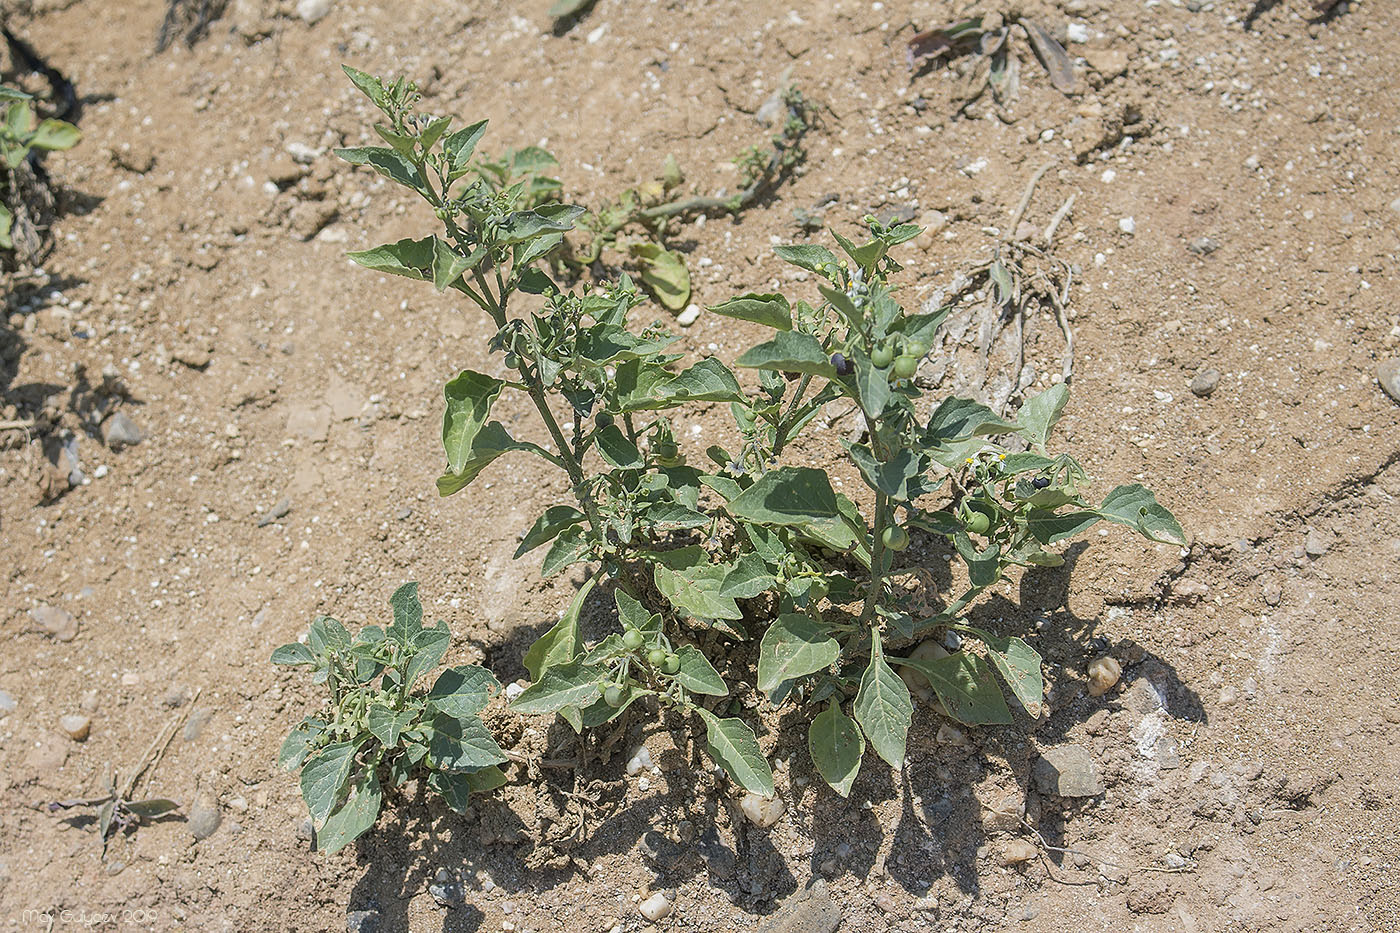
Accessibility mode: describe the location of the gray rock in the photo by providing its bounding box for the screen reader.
[1304,528,1331,558]
[0,689,15,717]
[188,798,222,841]
[1262,581,1282,606]
[1189,369,1220,398]
[429,868,465,907]
[30,605,79,641]
[754,880,842,933]
[346,910,381,933]
[257,498,292,527]
[1032,746,1102,798]
[1378,359,1400,404]
[183,707,213,742]
[1186,236,1218,255]
[101,412,144,449]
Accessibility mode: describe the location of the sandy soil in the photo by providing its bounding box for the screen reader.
[1,0,1397,931]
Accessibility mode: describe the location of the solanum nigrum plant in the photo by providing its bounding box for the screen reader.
[282,66,1184,821]
[272,583,506,853]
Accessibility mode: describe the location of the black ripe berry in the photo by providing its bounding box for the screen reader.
[831,353,853,376]
[1032,477,1051,489]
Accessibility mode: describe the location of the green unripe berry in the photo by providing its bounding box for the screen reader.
[905,340,930,359]
[647,648,668,667]
[893,355,919,379]
[654,440,679,461]
[882,524,910,551]
[595,411,615,429]
[963,510,991,535]
[661,653,681,675]
[622,629,644,651]
[604,684,627,708]
[871,345,894,369]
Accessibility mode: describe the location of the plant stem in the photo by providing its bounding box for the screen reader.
[861,488,888,625]
[772,374,811,457]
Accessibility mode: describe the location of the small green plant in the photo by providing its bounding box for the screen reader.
[48,773,179,856]
[0,86,79,252]
[907,11,1076,110]
[300,66,1182,819]
[272,583,507,853]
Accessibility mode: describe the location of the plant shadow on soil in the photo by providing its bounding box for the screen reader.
[366,536,1207,923]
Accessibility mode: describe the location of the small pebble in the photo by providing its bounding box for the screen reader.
[0,689,15,717]
[677,304,701,327]
[296,0,332,25]
[60,714,91,741]
[1065,23,1089,43]
[1118,216,1136,235]
[1187,236,1219,256]
[638,892,672,922]
[188,795,222,840]
[1002,839,1039,865]
[101,412,144,449]
[936,724,968,746]
[1378,359,1400,404]
[30,605,79,641]
[1304,528,1331,558]
[1087,656,1122,697]
[739,792,786,828]
[1262,581,1282,606]
[1190,369,1220,398]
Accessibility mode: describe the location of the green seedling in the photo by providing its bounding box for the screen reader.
[273,583,506,853]
[0,85,79,251]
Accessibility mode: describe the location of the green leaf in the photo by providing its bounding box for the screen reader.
[1025,509,1100,545]
[757,613,841,695]
[366,707,417,749]
[773,243,839,274]
[498,204,585,244]
[335,146,428,194]
[341,65,389,112]
[843,443,926,502]
[988,259,1014,306]
[346,236,435,282]
[892,307,950,346]
[615,588,651,631]
[437,422,555,496]
[300,741,359,828]
[427,664,499,718]
[515,505,586,558]
[695,708,774,796]
[522,575,597,679]
[853,631,913,770]
[403,626,451,690]
[1096,484,1187,546]
[1016,383,1069,452]
[549,0,598,16]
[431,237,480,292]
[953,531,1002,587]
[125,798,180,820]
[443,119,489,176]
[728,467,841,526]
[808,701,864,798]
[850,346,891,420]
[309,616,352,655]
[427,713,508,770]
[643,501,710,530]
[271,642,316,666]
[466,765,508,793]
[671,645,728,696]
[653,358,745,406]
[30,119,79,151]
[831,229,887,272]
[632,242,691,311]
[279,718,326,770]
[736,331,836,378]
[0,203,12,250]
[652,546,743,621]
[594,423,643,468]
[893,652,1013,725]
[720,552,776,599]
[388,581,423,644]
[427,769,474,814]
[708,293,792,330]
[511,658,605,714]
[540,525,591,577]
[960,629,1043,716]
[441,370,505,475]
[315,767,381,854]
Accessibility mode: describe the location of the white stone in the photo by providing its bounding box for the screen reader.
[1066,23,1089,43]
[677,304,701,327]
[625,745,654,776]
[586,24,607,44]
[638,892,672,922]
[60,714,91,741]
[1118,216,1136,235]
[296,0,332,24]
[740,792,786,828]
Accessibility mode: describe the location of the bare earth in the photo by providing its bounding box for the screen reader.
[1,1,1397,931]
